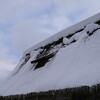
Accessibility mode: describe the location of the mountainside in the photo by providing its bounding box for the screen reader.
[0,13,100,96]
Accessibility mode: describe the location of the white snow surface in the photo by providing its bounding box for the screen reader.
[63,37,69,45]
[84,23,100,33]
[0,13,100,96]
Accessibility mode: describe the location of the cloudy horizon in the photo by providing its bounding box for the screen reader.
[0,0,100,82]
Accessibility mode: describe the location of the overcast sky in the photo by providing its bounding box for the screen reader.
[0,0,100,82]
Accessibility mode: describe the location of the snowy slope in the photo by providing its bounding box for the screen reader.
[0,13,100,96]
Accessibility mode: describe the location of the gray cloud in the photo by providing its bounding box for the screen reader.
[53,0,100,23]
[0,33,18,82]
[10,18,51,54]
[0,0,52,23]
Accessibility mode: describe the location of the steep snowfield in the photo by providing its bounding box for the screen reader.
[0,13,100,96]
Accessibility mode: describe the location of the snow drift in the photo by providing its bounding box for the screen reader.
[0,13,100,96]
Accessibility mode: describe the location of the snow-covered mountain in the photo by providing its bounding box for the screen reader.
[0,13,100,96]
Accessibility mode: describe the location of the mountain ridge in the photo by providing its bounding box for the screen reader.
[0,13,100,96]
